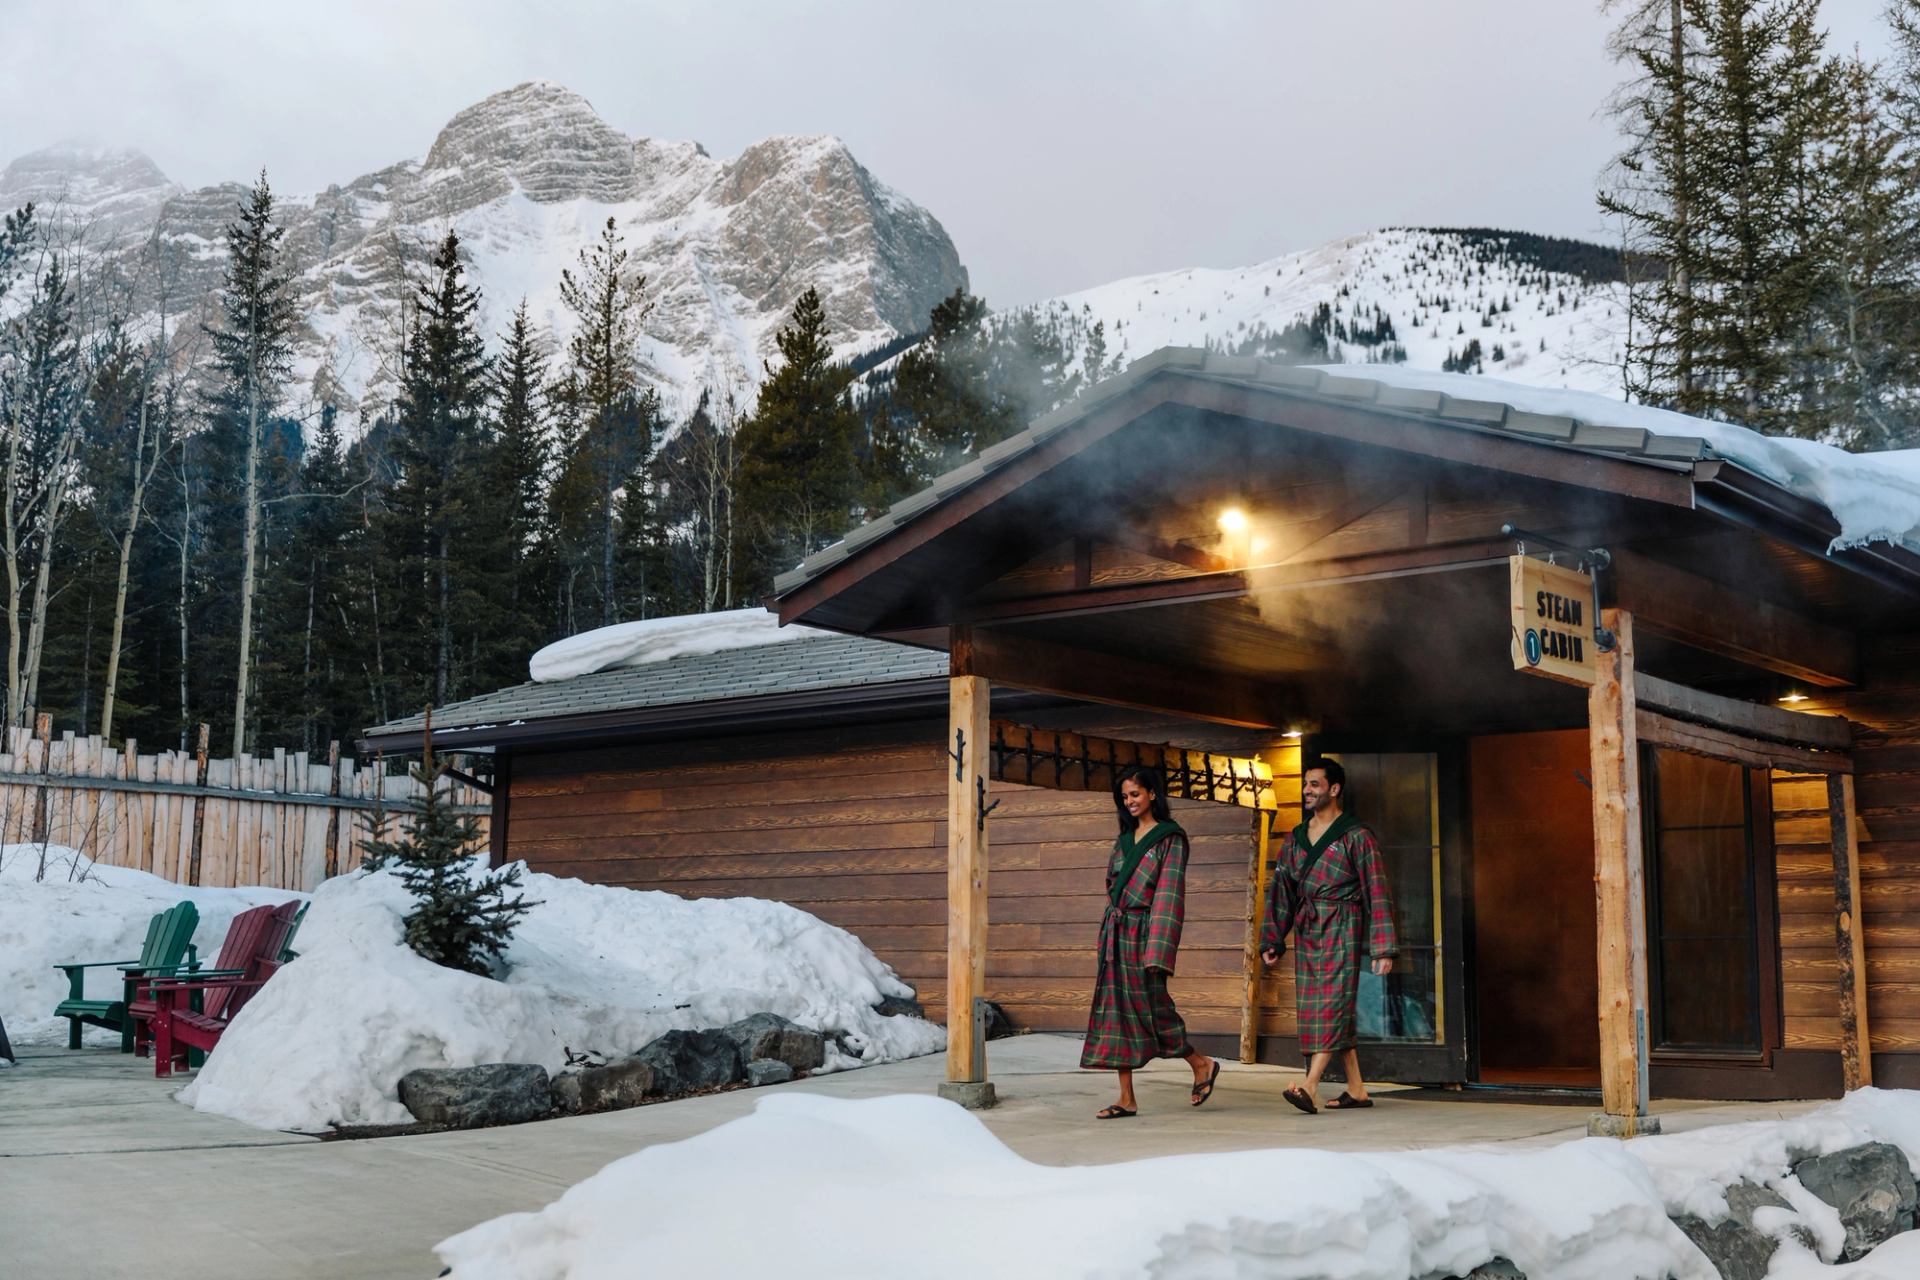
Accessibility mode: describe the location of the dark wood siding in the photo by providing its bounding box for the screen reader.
[507,720,1260,1035]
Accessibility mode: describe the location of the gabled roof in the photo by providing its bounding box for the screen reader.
[772,348,1723,598]
[359,632,948,752]
[770,348,1920,608]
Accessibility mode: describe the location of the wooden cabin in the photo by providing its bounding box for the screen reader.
[369,348,1920,1132]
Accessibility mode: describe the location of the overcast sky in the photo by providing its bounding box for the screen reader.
[0,0,1900,305]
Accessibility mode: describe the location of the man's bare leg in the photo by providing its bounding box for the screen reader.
[1341,1048,1370,1101]
[1301,1049,1333,1095]
[1102,1067,1136,1115]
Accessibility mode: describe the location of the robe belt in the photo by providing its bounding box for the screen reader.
[1295,893,1361,926]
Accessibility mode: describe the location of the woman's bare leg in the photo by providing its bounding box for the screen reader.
[1114,1067,1136,1110]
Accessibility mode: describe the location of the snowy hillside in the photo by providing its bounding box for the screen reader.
[0,81,967,424]
[1004,228,1633,398]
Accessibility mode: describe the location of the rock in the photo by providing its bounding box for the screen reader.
[635,1029,744,1096]
[1793,1142,1919,1261]
[721,1012,826,1074]
[747,1058,795,1086]
[398,1063,551,1129]
[1672,1181,1803,1280]
[551,1057,656,1114]
[1431,1259,1524,1280]
[874,993,924,1019]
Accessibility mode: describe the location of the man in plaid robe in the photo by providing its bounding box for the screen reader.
[1082,769,1219,1117]
[1260,758,1397,1113]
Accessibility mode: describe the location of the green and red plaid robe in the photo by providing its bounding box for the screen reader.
[1081,823,1193,1070]
[1260,813,1398,1054]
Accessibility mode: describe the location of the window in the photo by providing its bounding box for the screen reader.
[1644,748,1766,1054]
[1327,752,1442,1045]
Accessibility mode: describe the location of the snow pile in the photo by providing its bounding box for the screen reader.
[438,1090,1920,1280]
[0,845,306,1046]
[1323,364,1920,555]
[180,863,943,1131]
[528,607,833,682]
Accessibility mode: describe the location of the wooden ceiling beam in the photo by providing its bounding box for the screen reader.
[1611,549,1858,688]
[950,625,1292,730]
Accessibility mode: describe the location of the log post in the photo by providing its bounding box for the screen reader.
[1238,807,1272,1062]
[1828,772,1873,1089]
[938,629,994,1109]
[187,722,210,887]
[323,740,342,880]
[1588,609,1658,1138]
[29,712,52,846]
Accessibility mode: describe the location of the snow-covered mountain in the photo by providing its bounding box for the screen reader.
[996,227,1633,399]
[0,81,968,422]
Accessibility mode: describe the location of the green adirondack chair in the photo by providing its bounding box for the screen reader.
[53,901,199,1051]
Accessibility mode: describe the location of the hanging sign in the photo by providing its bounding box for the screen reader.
[1510,554,1598,686]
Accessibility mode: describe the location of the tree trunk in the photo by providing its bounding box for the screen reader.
[177,474,192,750]
[22,444,78,715]
[231,327,263,759]
[100,391,156,742]
[3,428,23,729]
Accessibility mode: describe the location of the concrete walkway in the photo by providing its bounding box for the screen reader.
[2,1037,1828,1279]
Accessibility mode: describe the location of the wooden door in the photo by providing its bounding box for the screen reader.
[1470,730,1601,1085]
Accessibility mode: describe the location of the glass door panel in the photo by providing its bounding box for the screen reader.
[1325,752,1442,1045]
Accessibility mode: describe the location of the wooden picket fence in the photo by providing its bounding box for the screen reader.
[0,719,489,891]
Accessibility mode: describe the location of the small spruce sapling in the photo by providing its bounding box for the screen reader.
[364,712,536,974]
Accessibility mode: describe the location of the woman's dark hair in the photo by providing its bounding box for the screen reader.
[1113,764,1174,835]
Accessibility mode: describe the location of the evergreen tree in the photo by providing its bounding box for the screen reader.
[359,720,534,976]
[733,288,861,590]
[892,287,1016,466]
[477,301,554,685]
[552,217,653,628]
[380,231,492,707]
[200,172,296,756]
[0,247,86,729]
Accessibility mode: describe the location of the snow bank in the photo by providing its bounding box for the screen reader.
[528,607,834,682]
[180,863,943,1131]
[1319,365,1920,555]
[0,844,305,1046]
[439,1090,1920,1280]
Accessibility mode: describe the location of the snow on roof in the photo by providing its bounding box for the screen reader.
[1320,364,1920,554]
[528,607,834,683]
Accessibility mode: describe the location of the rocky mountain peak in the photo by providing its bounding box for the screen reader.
[417,80,640,208]
[0,143,181,244]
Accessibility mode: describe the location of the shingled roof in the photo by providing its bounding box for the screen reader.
[771,347,1736,598]
[359,632,948,751]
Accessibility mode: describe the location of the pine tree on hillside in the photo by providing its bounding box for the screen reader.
[476,301,554,687]
[891,287,1015,466]
[552,217,653,628]
[201,172,297,756]
[380,231,492,707]
[358,718,533,976]
[733,288,861,592]
[0,249,87,731]
[652,387,741,611]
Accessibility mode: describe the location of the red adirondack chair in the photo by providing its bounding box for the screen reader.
[148,952,293,1077]
[133,900,302,1072]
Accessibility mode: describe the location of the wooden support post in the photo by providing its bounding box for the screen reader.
[1238,808,1273,1063]
[938,667,995,1109]
[30,713,52,877]
[1828,772,1873,1090]
[1588,610,1658,1138]
[323,740,342,880]
[187,722,210,887]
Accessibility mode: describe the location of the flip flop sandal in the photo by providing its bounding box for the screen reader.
[1095,1104,1137,1120]
[1282,1085,1318,1115]
[1190,1060,1221,1107]
[1326,1091,1374,1110]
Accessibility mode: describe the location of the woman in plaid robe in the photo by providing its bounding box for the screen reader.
[1260,759,1397,1113]
[1082,765,1220,1118]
